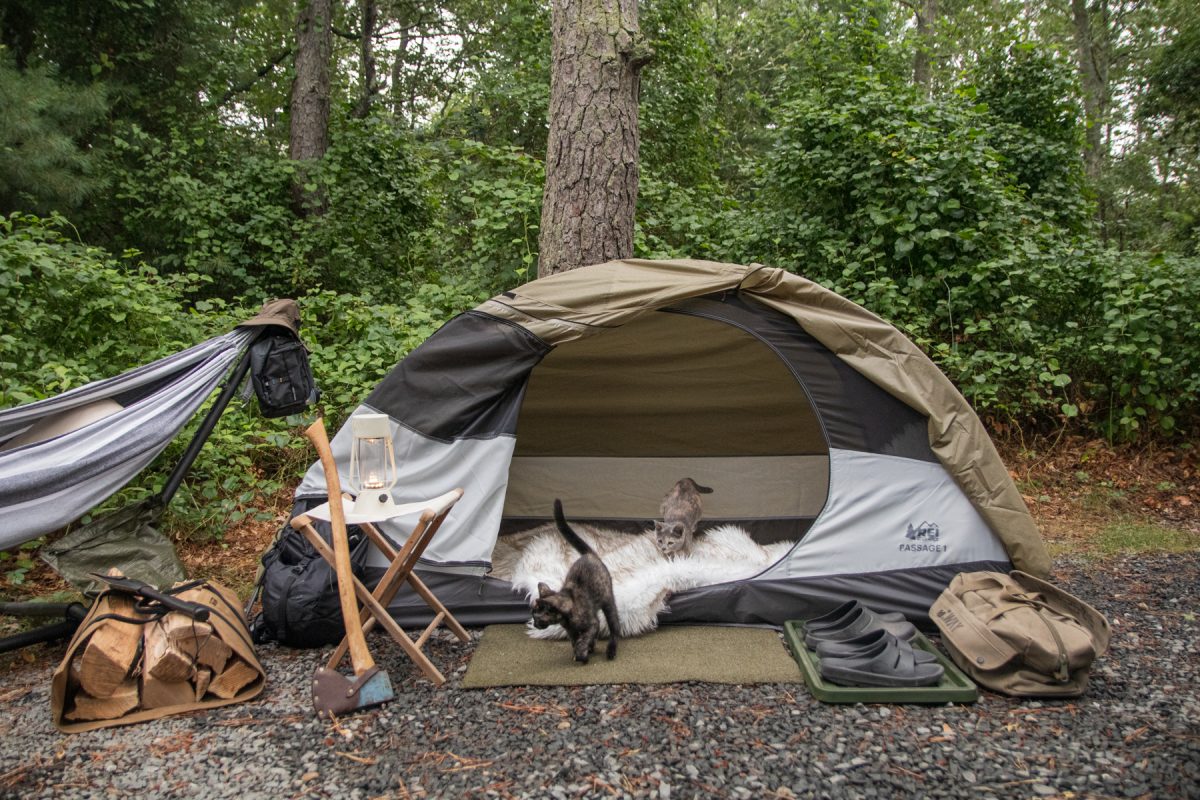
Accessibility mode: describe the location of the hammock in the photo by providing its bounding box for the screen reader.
[0,329,257,550]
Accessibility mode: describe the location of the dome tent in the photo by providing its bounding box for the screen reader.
[294,259,1048,628]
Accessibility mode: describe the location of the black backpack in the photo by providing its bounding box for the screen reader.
[248,519,370,648]
[249,331,320,418]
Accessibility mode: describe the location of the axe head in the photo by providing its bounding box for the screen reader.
[312,665,395,718]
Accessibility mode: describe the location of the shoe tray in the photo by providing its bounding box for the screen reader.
[783,620,978,704]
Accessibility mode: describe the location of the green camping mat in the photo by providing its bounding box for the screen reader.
[461,624,802,688]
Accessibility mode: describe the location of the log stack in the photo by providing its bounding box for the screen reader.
[62,585,261,723]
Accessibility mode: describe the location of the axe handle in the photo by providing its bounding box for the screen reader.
[304,417,376,675]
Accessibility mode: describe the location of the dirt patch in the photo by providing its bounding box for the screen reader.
[174,510,284,598]
[997,435,1200,551]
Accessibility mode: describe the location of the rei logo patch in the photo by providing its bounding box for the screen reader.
[900,521,947,553]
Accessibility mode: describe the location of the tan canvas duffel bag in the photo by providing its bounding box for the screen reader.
[51,580,265,732]
[930,570,1111,697]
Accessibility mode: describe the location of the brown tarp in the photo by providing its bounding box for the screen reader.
[481,258,1050,576]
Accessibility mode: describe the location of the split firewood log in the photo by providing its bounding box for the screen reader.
[193,668,213,701]
[208,657,258,699]
[140,673,195,709]
[66,678,138,721]
[144,617,195,682]
[79,595,143,697]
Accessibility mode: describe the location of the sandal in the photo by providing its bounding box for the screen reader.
[805,600,905,630]
[818,635,945,688]
[804,605,917,649]
[815,628,937,664]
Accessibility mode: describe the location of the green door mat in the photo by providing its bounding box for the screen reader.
[783,620,978,704]
[462,624,803,688]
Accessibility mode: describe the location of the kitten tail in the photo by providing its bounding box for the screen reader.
[553,499,596,557]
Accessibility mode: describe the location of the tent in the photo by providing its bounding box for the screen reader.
[293,259,1049,627]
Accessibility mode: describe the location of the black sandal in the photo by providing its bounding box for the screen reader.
[818,635,944,687]
[814,628,937,664]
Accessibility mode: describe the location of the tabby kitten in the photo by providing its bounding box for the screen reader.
[654,478,714,558]
[530,499,620,663]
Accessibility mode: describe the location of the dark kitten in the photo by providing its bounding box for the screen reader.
[531,499,620,663]
[654,478,714,558]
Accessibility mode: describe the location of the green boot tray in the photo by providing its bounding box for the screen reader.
[783,620,978,704]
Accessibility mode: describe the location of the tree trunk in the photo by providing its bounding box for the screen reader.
[289,0,333,215]
[354,0,378,119]
[537,0,651,278]
[1071,0,1110,186]
[912,0,937,95]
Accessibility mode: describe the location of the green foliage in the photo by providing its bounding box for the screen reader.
[0,213,214,406]
[1083,252,1200,437]
[107,113,431,299]
[639,0,722,186]
[969,41,1090,231]
[1141,12,1200,144]
[750,70,1199,438]
[436,0,551,155]
[635,172,747,261]
[2,0,244,132]
[417,138,544,295]
[0,56,107,215]
[295,113,433,292]
[705,1,909,168]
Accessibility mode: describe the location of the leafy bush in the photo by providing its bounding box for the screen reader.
[107,113,431,299]
[969,41,1090,232]
[0,212,214,405]
[634,172,748,261]
[1081,252,1200,437]
[749,73,1199,438]
[415,138,544,295]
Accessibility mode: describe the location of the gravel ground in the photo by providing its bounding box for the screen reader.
[1,552,1197,800]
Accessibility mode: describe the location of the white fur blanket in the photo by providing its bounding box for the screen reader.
[490,524,794,639]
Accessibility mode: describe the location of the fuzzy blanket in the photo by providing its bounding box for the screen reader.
[490,524,794,639]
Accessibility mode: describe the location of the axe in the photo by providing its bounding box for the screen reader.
[304,417,395,718]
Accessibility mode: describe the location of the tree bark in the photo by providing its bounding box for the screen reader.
[289,0,333,215]
[354,0,378,119]
[912,0,937,95]
[537,0,651,278]
[1071,0,1110,186]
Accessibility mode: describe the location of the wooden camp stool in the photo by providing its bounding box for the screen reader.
[290,488,470,686]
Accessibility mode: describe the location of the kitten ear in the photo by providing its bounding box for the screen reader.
[673,524,684,536]
[537,582,553,598]
[653,521,667,533]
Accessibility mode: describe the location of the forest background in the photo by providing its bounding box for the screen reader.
[1,0,1198,583]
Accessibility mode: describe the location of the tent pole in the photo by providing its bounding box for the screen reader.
[156,335,260,509]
